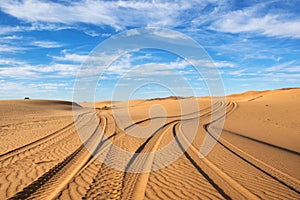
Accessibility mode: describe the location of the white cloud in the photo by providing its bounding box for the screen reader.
[188,59,236,68]
[264,73,300,83]
[0,0,196,30]
[209,4,300,38]
[28,82,68,90]
[52,52,88,63]
[36,63,79,75]
[52,50,135,66]
[0,23,72,35]
[152,29,188,39]
[0,39,62,54]
[226,60,300,84]
[0,26,22,35]
[266,61,297,72]
[31,41,63,48]
[0,81,32,98]
[0,62,79,78]
[245,53,282,62]
[285,66,300,73]
[0,65,37,77]
[125,29,140,36]
[0,39,62,53]
[214,61,236,68]
[83,30,100,37]
[1,35,23,40]
[0,57,26,66]
[1,0,298,40]
[106,58,232,77]
[82,52,237,79]
[0,80,71,99]
[0,44,26,52]
[226,69,246,76]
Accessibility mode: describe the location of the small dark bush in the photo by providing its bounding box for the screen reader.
[101,106,111,110]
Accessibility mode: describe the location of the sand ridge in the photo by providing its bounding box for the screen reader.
[0,89,299,199]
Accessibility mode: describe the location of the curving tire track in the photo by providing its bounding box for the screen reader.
[58,114,120,200]
[1,100,299,200]
[75,106,193,199]
[173,122,259,199]
[81,103,219,200]
[140,100,300,199]
[205,124,300,195]
[201,101,300,199]
[119,101,232,199]
[6,112,103,200]
[125,101,223,131]
[0,111,91,167]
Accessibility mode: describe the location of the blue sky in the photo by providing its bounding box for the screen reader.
[0,0,299,101]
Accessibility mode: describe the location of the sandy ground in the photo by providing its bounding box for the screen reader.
[0,89,299,199]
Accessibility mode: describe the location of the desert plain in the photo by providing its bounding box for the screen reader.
[0,88,299,200]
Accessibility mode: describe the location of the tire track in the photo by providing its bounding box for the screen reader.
[0,114,94,171]
[4,98,298,199]
[83,114,131,200]
[121,121,178,200]
[7,112,103,200]
[71,110,180,200]
[221,128,300,156]
[120,101,230,199]
[57,114,120,199]
[84,113,184,199]
[125,101,222,131]
[174,122,259,199]
[205,124,300,195]
[56,112,129,199]
[0,111,90,166]
[135,101,244,199]
[0,114,97,200]
[142,102,232,200]
[199,101,300,199]
[177,100,299,198]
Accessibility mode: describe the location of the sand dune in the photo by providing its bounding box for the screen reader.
[0,89,299,199]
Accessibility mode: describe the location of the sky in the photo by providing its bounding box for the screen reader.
[0,0,299,101]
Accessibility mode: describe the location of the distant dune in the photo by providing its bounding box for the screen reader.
[146,96,188,101]
[227,87,300,101]
[0,88,299,199]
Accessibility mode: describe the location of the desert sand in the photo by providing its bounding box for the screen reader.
[0,88,299,199]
